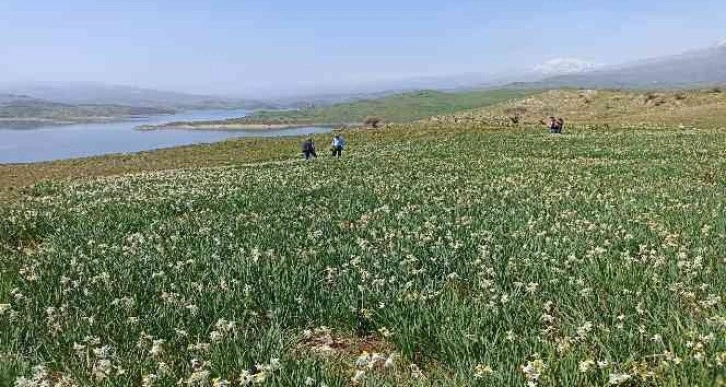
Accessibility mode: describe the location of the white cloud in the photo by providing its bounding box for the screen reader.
[532,58,598,75]
[716,39,726,48]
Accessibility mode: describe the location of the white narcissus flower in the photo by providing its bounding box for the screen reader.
[578,359,595,373]
[409,364,424,379]
[522,356,546,384]
[239,371,253,386]
[609,373,632,385]
[186,370,210,386]
[384,353,397,368]
[212,377,231,387]
[252,371,268,384]
[351,370,365,384]
[473,363,494,378]
[141,374,158,387]
[150,339,165,357]
[355,352,371,368]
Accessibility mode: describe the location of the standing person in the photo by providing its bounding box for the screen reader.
[540,117,558,133]
[331,134,345,158]
[548,117,558,133]
[302,138,317,160]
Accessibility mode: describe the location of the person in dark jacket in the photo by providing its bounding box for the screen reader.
[541,117,562,134]
[556,118,565,133]
[302,138,317,160]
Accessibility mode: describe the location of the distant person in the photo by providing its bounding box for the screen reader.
[302,138,317,160]
[331,134,345,158]
[544,117,563,134]
[540,117,558,134]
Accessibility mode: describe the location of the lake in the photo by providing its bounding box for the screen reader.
[0,109,331,164]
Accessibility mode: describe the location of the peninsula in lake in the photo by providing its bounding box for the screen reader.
[0,82,275,129]
[0,94,177,129]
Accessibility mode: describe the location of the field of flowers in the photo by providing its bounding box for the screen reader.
[1,126,725,386]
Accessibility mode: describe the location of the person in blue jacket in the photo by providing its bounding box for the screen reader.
[331,134,345,158]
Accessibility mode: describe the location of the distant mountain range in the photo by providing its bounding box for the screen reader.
[509,43,726,90]
[3,41,726,118]
[0,82,274,110]
[250,43,726,104]
[230,42,726,112]
[311,42,726,95]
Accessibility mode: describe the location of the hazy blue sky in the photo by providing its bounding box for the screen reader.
[1,0,725,96]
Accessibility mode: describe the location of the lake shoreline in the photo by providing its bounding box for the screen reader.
[0,106,335,164]
[0,115,177,130]
[0,123,345,197]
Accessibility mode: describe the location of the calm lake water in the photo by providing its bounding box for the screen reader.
[0,109,331,164]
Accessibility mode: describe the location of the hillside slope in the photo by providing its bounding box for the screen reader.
[432,89,726,128]
[230,89,535,124]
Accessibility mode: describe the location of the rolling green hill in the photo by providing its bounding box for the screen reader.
[144,89,535,129]
[249,89,534,123]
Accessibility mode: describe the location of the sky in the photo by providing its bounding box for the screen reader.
[1,0,725,97]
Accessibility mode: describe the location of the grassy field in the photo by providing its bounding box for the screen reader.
[1,123,725,386]
[144,89,534,129]
[0,137,306,197]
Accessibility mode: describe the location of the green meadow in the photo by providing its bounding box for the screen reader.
[2,119,725,385]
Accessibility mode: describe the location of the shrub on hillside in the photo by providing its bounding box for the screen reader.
[504,107,527,125]
[363,116,382,129]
